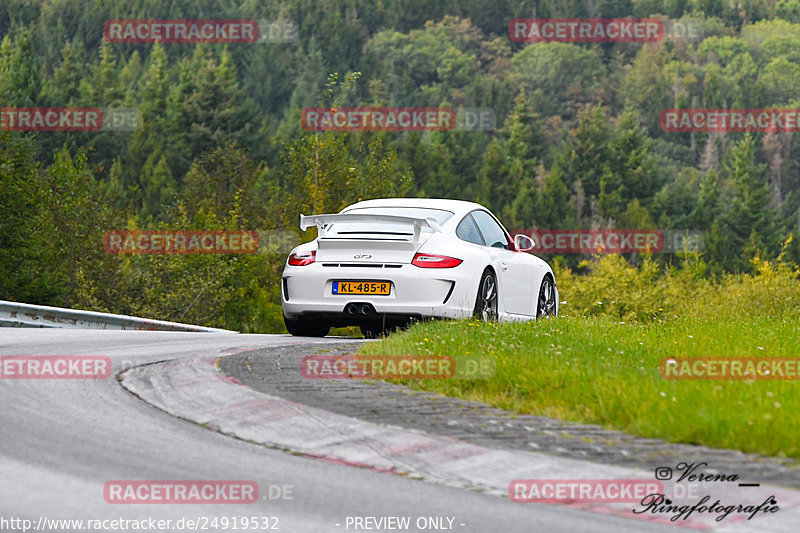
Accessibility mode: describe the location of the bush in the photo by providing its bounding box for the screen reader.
[554,244,800,322]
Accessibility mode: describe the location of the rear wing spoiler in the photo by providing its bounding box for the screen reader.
[300,213,442,240]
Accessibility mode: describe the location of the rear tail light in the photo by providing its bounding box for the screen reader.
[412,253,462,268]
[288,250,315,266]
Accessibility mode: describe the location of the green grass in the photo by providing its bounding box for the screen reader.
[361,316,800,461]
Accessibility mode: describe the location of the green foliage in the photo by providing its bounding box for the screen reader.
[508,42,606,119]
[476,90,545,221]
[33,148,123,307]
[619,42,673,133]
[4,1,800,331]
[537,164,573,228]
[553,246,800,321]
[364,16,505,107]
[166,48,259,180]
[712,135,779,271]
[0,131,51,301]
[282,134,413,228]
[558,105,613,219]
[0,30,41,107]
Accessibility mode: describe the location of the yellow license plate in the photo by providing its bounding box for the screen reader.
[333,281,391,295]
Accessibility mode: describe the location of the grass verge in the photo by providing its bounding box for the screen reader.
[361,316,800,461]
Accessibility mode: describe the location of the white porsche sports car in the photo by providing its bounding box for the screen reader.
[281,198,558,337]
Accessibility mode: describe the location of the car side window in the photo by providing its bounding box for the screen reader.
[456,214,484,245]
[471,210,509,250]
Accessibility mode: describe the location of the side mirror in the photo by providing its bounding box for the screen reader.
[514,234,535,252]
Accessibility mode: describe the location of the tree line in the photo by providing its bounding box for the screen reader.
[2,0,800,330]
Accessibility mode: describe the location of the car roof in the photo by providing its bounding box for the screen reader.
[341,198,485,217]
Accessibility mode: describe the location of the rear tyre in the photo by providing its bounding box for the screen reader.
[536,275,557,318]
[472,270,498,322]
[283,314,330,337]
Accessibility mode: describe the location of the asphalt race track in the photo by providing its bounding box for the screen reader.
[0,330,776,532]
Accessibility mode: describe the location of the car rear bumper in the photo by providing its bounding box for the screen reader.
[281,263,475,323]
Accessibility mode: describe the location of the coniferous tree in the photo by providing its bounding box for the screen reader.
[559,105,613,222]
[717,135,779,271]
[0,31,41,107]
[538,164,573,229]
[599,109,660,221]
[476,90,544,217]
[0,132,53,302]
[128,44,176,217]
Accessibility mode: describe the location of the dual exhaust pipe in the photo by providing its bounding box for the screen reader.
[345,303,374,316]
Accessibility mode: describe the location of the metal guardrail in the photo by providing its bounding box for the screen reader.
[0,300,233,332]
